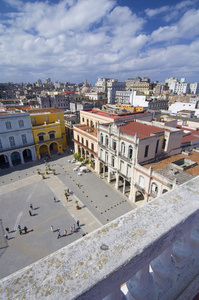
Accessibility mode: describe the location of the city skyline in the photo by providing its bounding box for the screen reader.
[1,0,199,84]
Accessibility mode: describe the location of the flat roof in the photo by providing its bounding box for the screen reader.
[83,109,147,120]
[27,108,64,114]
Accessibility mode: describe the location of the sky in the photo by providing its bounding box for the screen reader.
[1,0,199,85]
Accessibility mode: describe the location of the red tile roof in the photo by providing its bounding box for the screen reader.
[119,122,168,139]
[182,134,199,143]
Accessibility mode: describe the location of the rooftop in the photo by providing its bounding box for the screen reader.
[83,109,148,120]
[143,150,199,178]
[27,108,64,115]
[74,124,97,137]
[119,121,170,139]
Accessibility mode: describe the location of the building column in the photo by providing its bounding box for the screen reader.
[7,154,13,167]
[123,179,126,194]
[115,172,119,189]
[19,151,25,164]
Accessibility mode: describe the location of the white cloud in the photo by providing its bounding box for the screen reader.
[151,9,199,42]
[145,6,169,18]
[0,0,199,83]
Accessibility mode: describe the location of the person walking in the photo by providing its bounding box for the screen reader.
[51,225,54,232]
[57,230,61,239]
[5,227,9,233]
[4,234,8,240]
[29,210,32,216]
[19,228,22,235]
[64,230,67,236]
[73,224,76,232]
[77,220,80,228]
[30,203,33,210]
[70,226,73,234]
[54,197,56,203]
[24,226,28,234]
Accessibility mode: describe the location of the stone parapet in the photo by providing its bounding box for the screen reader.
[1,177,199,299]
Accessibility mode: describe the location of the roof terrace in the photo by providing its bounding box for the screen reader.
[1,177,199,299]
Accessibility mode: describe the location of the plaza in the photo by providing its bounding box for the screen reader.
[0,153,136,280]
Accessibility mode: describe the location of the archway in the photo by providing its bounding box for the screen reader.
[135,191,144,202]
[162,189,168,194]
[0,154,9,169]
[23,149,32,162]
[11,151,21,166]
[39,145,48,158]
[49,142,58,155]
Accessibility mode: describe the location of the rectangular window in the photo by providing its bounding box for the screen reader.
[105,152,108,162]
[113,140,117,151]
[91,143,94,151]
[32,118,36,125]
[162,138,166,150]
[127,164,131,177]
[120,160,124,173]
[144,145,149,158]
[155,140,159,154]
[18,120,24,128]
[46,116,49,122]
[21,134,27,144]
[6,121,12,129]
[100,148,103,159]
[9,136,15,147]
[0,139,2,149]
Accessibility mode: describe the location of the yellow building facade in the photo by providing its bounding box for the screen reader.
[116,104,144,112]
[28,108,66,159]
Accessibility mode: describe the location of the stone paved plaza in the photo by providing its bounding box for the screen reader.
[0,153,136,280]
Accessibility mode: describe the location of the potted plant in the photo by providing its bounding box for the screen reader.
[52,169,56,175]
[45,168,49,174]
[48,165,51,171]
[41,173,45,179]
[37,168,41,175]
[64,189,68,196]
[75,200,80,210]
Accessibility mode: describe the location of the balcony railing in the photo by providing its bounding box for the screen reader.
[1,177,199,300]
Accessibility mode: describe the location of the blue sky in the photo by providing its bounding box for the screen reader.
[1,0,199,84]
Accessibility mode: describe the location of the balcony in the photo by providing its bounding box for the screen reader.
[1,177,199,299]
[118,151,131,162]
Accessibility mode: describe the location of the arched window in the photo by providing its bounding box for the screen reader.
[86,140,88,147]
[151,182,158,195]
[100,133,103,144]
[77,135,79,141]
[37,132,46,142]
[128,146,133,159]
[81,137,84,145]
[105,135,109,147]
[48,131,56,140]
[121,142,125,155]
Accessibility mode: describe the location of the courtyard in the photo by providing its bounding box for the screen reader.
[0,153,136,280]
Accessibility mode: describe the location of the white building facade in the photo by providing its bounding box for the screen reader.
[97,120,183,203]
[0,112,36,168]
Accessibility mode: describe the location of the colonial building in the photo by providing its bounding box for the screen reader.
[97,119,184,203]
[27,108,66,159]
[73,109,153,172]
[0,111,36,168]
